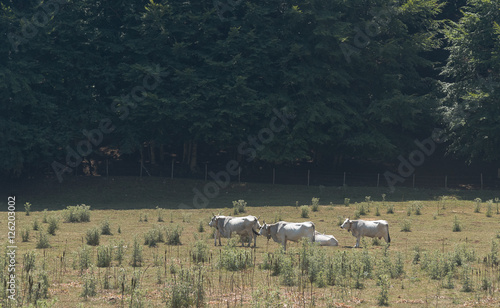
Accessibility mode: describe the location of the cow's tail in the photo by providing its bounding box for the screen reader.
[386,224,391,243]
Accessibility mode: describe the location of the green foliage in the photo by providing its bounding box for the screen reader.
[300,205,309,218]
[144,225,165,247]
[21,228,30,242]
[63,205,91,223]
[486,200,493,217]
[131,237,143,267]
[377,274,390,306]
[197,220,205,233]
[344,198,350,207]
[76,246,92,272]
[36,230,50,249]
[474,198,481,213]
[100,219,113,235]
[81,268,97,298]
[191,238,208,264]
[86,227,100,246]
[165,225,183,245]
[232,200,247,214]
[156,206,164,222]
[400,219,411,232]
[97,245,113,268]
[311,197,320,212]
[24,202,31,216]
[452,215,462,232]
[115,240,125,266]
[217,239,253,271]
[387,204,394,214]
[33,219,40,231]
[460,264,473,292]
[47,216,59,236]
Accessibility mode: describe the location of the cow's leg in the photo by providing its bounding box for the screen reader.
[284,237,287,252]
[253,233,257,247]
[214,231,217,246]
[355,236,360,248]
[218,231,222,246]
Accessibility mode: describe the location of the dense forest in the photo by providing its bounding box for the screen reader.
[1,0,499,181]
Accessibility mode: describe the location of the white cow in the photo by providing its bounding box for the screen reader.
[340,218,390,248]
[314,231,338,246]
[208,215,261,247]
[258,221,315,251]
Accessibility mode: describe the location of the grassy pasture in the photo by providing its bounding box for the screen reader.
[2,195,500,307]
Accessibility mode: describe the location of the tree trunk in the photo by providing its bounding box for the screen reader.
[190,142,197,172]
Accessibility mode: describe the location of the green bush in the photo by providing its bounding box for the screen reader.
[217,239,253,271]
[232,199,247,214]
[474,198,481,213]
[33,219,40,231]
[63,204,91,222]
[300,205,310,218]
[80,268,97,298]
[100,218,112,235]
[191,238,208,263]
[156,206,164,222]
[114,240,125,265]
[400,219,411,232]
[387,204,394,214]
[197,220,205,233]
[144,225,165,247]
[24,202,32,216]
[86,227,100,246]
[452,215,462,232]
[47,216,59,236]
[36,230,50,249]
[165,225,183,245]
[311,197,320,212]
[21,228,30,242]
[77,246,92,272]
[131,236,143,267]
[97,245,113,267]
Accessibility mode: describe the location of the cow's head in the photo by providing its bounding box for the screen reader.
[208,215,218,228]
[252,216,262,236]
[340,218,352,232]
[258,221,272,240]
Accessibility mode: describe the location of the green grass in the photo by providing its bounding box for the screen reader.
[4,176,500,307]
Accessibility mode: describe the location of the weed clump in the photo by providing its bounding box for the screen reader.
[100,218,112,235]
[36,230,50,249]
[452,215,462,232]
[311,197,320,212]
[63,204,91,222]
[233,199,247,214]
[300,205,310,218]
[86,227,100,246]
[165,225,183,245]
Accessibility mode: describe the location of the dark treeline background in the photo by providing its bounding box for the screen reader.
[1,0,499,183]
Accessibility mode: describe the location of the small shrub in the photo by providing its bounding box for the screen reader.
[100,219,112,235]
[36,230,50,249]
[181,212,191,223]
[191,238,208,263]
[63,204,91,222]
[131,236,143,267]
[372,237,381,246]
[97,245,113,267]
[24,202,31,216]
[33,219,40,231]
[406,205,412,216]
[86,227,100,246]
[377,274,390,306]
[115,240,125,265]
[77,246,92,271]
[357,203,367,215]
[400,219,411,232]
[412,246,421,264]
[474,198,481,213]
[81,268,97,298]
[391,252,405,278]
[156,206,164,222]
[300,205,309,218]
[460,264,473,292]
[413,201,423,215]
[118,226,121,234]
[197,220,205,233]
[311,197,320,212]
[21,228,30,242]
[47,216,59,236]
[486,200,493,217]
[344,198,350,206]
[375,205,380,216]
[443,272,454,289]
[42,209,48,223]
[217,239,253,271]
[232,199,247,214]
[165,225,183,245]
[387,204,394,214]
[144,225,165,247]
[353,209,361,219]
[452,215,462,232]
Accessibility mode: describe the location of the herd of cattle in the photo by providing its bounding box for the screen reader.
[208,215,391,251]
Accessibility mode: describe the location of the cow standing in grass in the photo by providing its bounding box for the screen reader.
[208,215,261,247]
[258,221,315,251]
[340,218,390,248]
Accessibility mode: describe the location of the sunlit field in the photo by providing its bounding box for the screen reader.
[3,185,500,307]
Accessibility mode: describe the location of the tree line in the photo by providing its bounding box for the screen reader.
[1,0,499,179]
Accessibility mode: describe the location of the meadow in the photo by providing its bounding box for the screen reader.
[2,178,500,307]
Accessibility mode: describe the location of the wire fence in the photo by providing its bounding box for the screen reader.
[79,158,500,190]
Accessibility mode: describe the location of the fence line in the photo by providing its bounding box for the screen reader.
[77,159,499,190]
